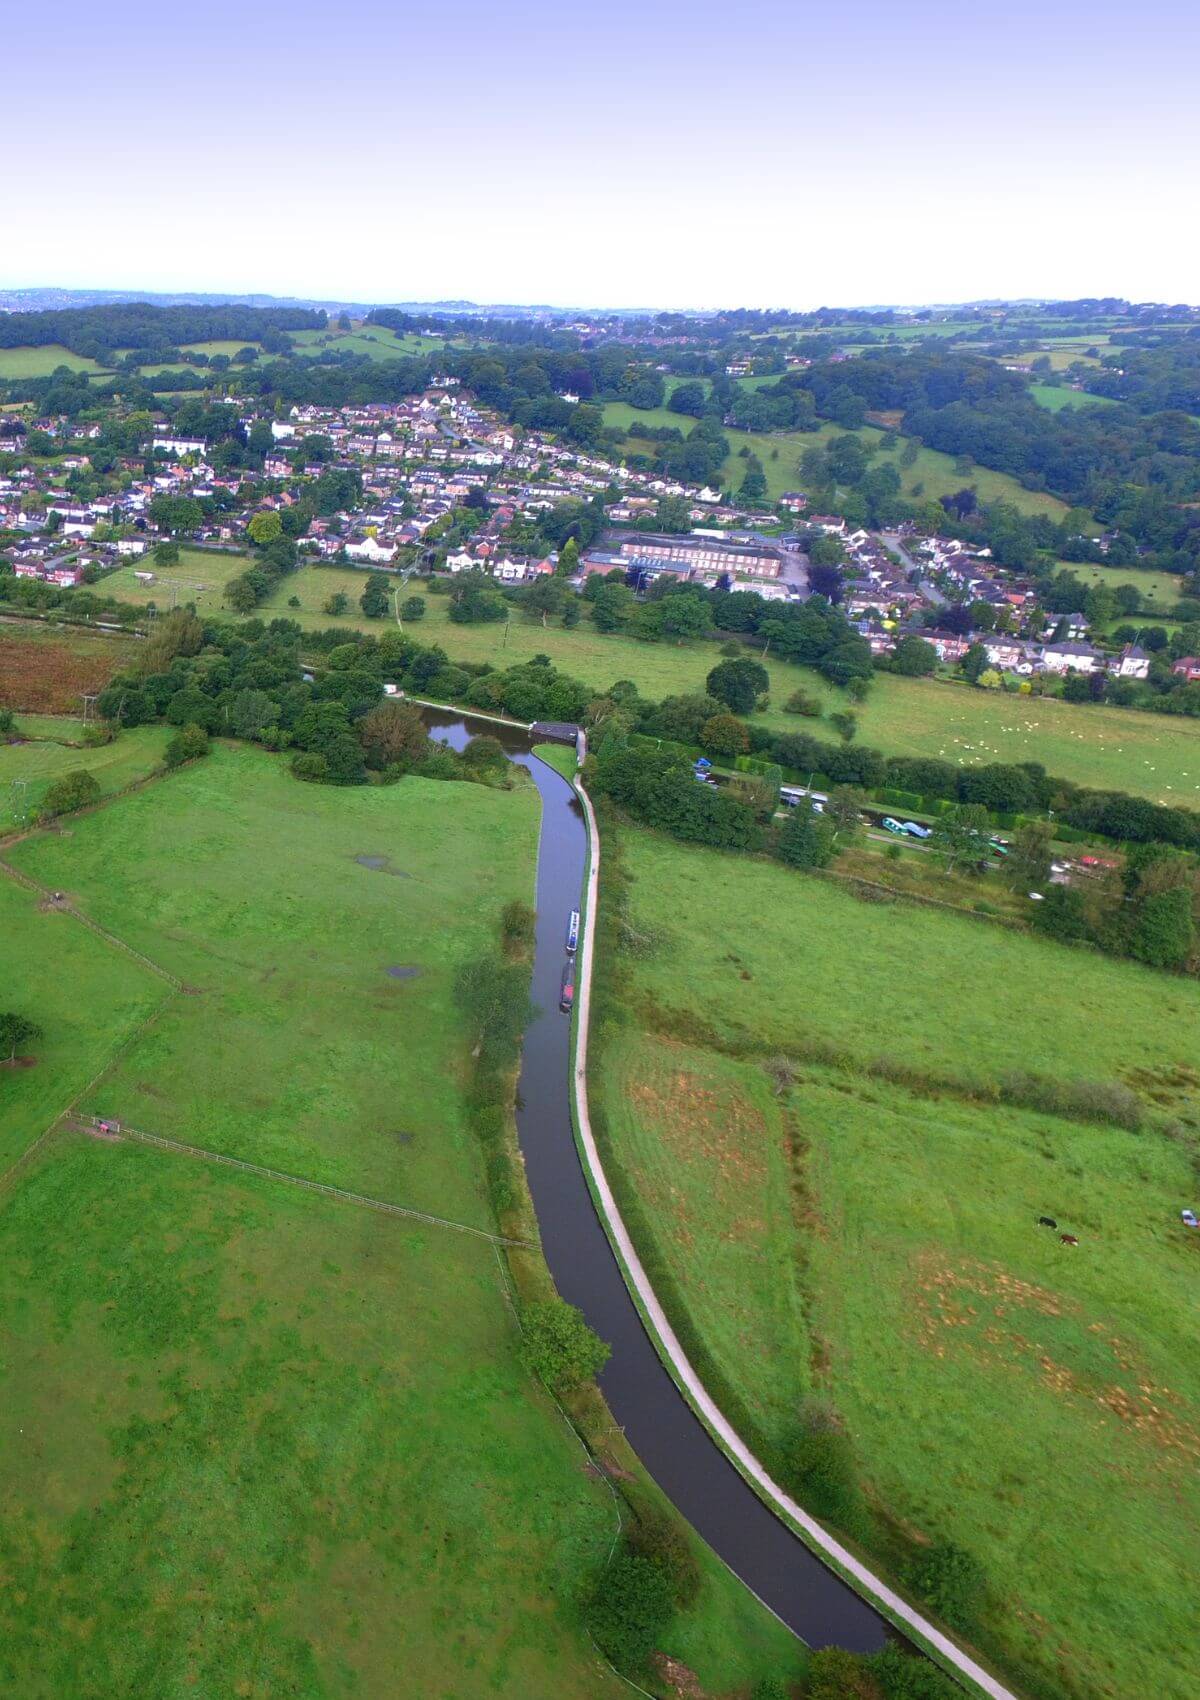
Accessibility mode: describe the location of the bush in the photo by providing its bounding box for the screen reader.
[584,1547,675,1675]
[291,751,329,783]
[784,689,822,717]
[520,1297,610,1394]
[500,899,536,956]
[905,1540,987,1631]
[807,1647,883,1699]
[39,769,101,820]
[625,1506,700,1609]
[164,723,209,767]
[786,1400,864,1533]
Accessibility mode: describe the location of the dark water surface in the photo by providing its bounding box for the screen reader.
[425,710,887,1651]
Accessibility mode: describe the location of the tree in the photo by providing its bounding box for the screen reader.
[39,769,101,821]
[706,657,769,714]
[961,642,990,685]
[0,1011,42,1062]
[701,713,751,758]
[153,540,180,567]
[324,591,349,616]
[400,595,426,621]
[229,688,275,741]
[930,803,991,873]
[784,688,822,717]
[893,635,938,677]
[659,591,713,643]
[826,787,866,842]
[359,700,428,771]
[778,805,837,868]
[1131,886,1195,969]
[1005,821,1053,891]
[359,573,391,619]
[556,537,580,578]
[520,1298,610,1394]
[247,510,283,546]
[165,723,209,767]
[591,580,634,632]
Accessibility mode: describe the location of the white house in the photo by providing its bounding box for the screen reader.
[345,536,397,565]
[1111,644,1151,680]
[152,436,207,458]
[270,421,296,440]
[1040,641,1101,675]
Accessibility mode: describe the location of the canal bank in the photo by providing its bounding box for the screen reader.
[425,707,1018,1697]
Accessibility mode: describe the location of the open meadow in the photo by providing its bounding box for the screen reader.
[0,739,805,1696]
[0,718,171,827]
[288,325,444,359]
[100,546,253,618]
[593,823,1200,1700]
[9,745,540,1216]
[0,345,113,379]
[261,579,1200,804]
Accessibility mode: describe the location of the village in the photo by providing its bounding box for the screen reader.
[2,376,1197,692]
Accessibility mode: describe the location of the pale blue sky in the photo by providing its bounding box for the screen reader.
[8,0,1199,307]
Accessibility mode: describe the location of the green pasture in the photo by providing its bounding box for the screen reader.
[101,545,252,617]
[0,346,113,379]
[0,720,171,827]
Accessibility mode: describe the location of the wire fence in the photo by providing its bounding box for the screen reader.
[108,1122,528,1247]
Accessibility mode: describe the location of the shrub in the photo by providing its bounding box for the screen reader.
[625,1505,700,1609]
[291,751,329,783]
[807,1647,884,1699]
[500,899,536,956]
[906,1540,987,1631]
[784,689,822,717]
[584,1547,675,1674]
[786,1400,864,1533]
[164,723,209,767]
[39,769,101,820]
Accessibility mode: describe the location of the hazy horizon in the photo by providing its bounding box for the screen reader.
[8,0,1199,308]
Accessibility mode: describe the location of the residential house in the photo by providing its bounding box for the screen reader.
[1111,644,1151,680]
[1040,640,1102,675]
[1171,656,1200,682]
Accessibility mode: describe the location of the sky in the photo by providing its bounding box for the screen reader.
[7,0,1199,310]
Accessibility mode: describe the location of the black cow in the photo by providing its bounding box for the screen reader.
[1037,1216,1057,1229]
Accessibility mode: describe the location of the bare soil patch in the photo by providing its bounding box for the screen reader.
[0,629,134,713]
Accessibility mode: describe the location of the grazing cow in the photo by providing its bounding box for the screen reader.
[1038,1216,1057,1229]
[1060,1233,1079,1246]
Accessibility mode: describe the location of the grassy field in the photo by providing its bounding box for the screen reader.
[101,546,252,617]
[9,746,539,1217]
[594,825,1200,1700]
[261,585,1200,804]
[610,830,1200,1104]
[0,876,169,1170]
[1029,383,1118,412]
[1060,558,1186,605]
[1,741,806,1695]
[0,720,171,827]
[289,325,443,359]
[0,622,140,713]
[603,403,1071,518]
[0,1130,629,1700]
[0,345,113,379]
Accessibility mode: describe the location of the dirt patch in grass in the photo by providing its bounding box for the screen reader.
[628,1043,770,1238]
[911,1252,1200,1465]
[0,1056,37,1070]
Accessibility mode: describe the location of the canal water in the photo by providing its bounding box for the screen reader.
[425,711,887,1652]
